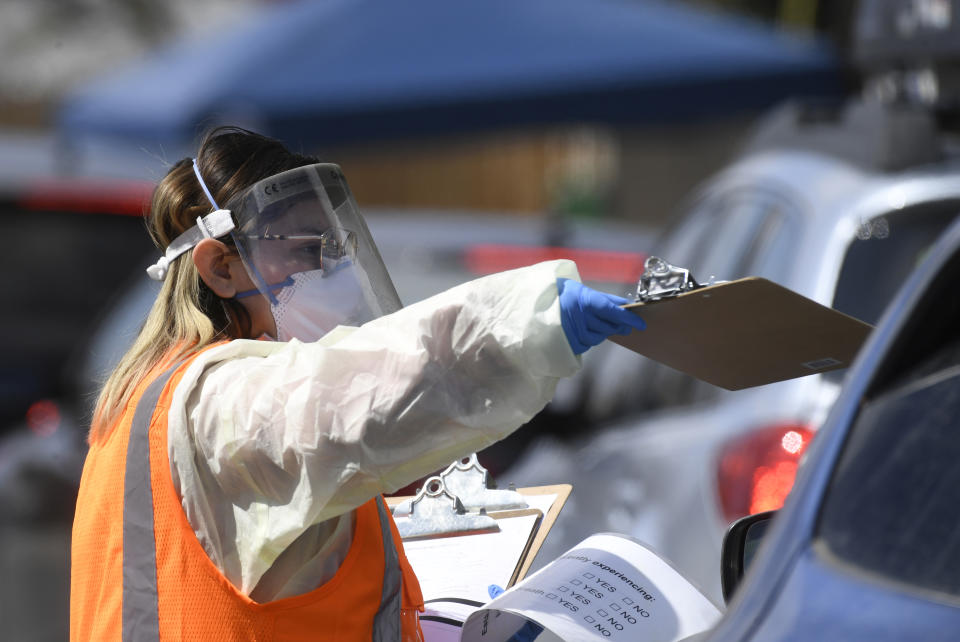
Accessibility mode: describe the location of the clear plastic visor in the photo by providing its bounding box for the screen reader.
[228,163,402,331]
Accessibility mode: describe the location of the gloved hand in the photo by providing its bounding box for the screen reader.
[557,278,646,355]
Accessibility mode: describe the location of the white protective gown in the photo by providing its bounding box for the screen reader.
[167,260,582,601]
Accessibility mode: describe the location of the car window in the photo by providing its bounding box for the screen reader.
[664,186,798,283]
[817,353,960,597]
[822,203,960,385]
[832,203,960,326]
[816,238,960,598]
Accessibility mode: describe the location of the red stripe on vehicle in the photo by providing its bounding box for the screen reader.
[17,179,154,216]
[464,244,647,283]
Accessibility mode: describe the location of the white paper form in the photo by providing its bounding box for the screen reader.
[459,533,722,642]
[402,510,543,604]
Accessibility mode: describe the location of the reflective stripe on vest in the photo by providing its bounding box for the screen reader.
[373,496,403,639]
[122,364,177,642]
[122,361,406,640]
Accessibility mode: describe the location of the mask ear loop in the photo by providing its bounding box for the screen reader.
[193,158,281,305]
[230,230,281,306]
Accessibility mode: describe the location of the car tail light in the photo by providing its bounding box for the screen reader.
[716,423,815,523]
[26,399,61,437]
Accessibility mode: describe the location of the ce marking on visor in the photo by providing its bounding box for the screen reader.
[263,181,281,195]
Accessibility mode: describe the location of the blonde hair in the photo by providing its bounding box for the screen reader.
[90,127,317,443]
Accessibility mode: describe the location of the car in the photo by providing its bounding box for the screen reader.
[708,189,960,641]
[500,94,960,604]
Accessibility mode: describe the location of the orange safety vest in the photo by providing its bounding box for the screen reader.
[71,349,424,641]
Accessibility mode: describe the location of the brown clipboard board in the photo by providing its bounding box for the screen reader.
[610,277,873,390]
[479,507,545,588]
[510,484,571,583]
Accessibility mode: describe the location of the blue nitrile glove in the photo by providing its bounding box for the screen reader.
[557,278,646,355]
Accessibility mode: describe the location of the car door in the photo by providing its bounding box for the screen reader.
[705,212,960,641]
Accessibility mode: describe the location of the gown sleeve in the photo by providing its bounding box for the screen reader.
[167,259,583,594]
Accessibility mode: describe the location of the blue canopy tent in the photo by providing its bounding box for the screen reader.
[57,0,841,148]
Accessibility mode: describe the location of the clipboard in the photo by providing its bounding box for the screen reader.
[610,257,874,391]
[390,489,569,603]
[386,456,570,603]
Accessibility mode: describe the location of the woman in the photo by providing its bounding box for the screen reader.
[70,126,645,641]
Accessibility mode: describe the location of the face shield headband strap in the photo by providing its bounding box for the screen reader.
[145,159,233,281]
[145,209,235,280]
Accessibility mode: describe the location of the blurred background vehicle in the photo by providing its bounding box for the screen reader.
[0,175,155,429]
[503,0,960,604]
[705,195,960,642]
[503,106,960,602]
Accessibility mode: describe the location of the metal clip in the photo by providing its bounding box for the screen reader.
[395,476,499,540]
[440,454,527,512]
[635,256,702,302]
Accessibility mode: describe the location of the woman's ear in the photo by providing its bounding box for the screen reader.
[193,238,244,298]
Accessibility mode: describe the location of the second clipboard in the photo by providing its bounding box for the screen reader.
[610,276,873,390]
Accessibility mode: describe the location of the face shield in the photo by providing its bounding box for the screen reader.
[227,164,402,341]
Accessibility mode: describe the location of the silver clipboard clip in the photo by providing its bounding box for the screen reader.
[392,454,528,539]
[394,476,499,540]
[439,454,527,512]
[635,256,703,303]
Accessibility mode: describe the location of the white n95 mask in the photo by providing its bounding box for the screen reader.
[270,263,377,342]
